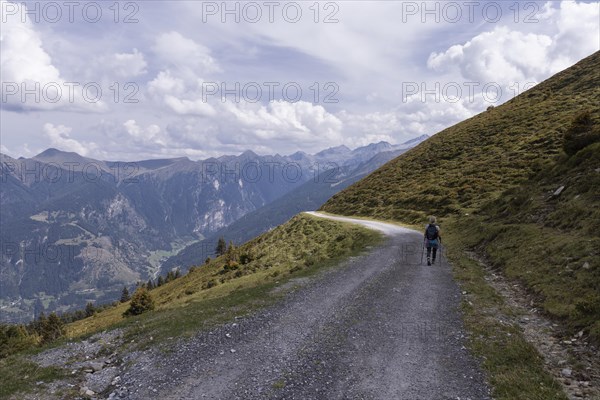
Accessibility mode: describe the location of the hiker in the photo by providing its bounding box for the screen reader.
[424,216,441,266]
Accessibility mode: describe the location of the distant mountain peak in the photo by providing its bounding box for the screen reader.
[288,150,310,161]
[35,148,76,158]
[240,150,259,158]
[315,145,351,157]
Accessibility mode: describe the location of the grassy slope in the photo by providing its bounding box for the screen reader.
[453,141,600,338]
[323,51,599,223]
[321,52,599,399]
[67,214,381,340]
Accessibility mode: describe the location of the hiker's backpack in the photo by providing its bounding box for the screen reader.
[425,224,439,240]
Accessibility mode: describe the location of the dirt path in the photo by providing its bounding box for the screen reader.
[117,213,490,399]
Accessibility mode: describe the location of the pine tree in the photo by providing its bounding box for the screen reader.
[120,286,131,303]
[157,276,165,286]
[44,312,64,342]
[85,302,96,318]
[123,287,155,317]
[174,268,181,279]
[216,237,227,256]
[225,241,237,263]
[166,270,175,282]
[205,257,211,265]
[147,279,155,290]
[33,312,48,336]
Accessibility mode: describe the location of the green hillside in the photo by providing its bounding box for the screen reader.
[321,51,600,340]
[66,214,380,338]
[323,51,599,222]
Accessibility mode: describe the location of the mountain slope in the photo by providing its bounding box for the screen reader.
[322,51,600,222]
[321,51,600,341]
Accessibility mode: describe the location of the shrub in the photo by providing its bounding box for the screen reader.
[0,324,38,359]
[123,287,155,317]
[203,280,217,289]
[563,110,600,155]
[239,253,253,265]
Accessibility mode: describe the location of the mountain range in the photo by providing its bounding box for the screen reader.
[0,135,428,322]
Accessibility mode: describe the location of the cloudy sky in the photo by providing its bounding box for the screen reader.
[1,0,598,160]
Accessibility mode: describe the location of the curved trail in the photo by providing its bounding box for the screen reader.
[303,211,414,236]
[120,212,490,399]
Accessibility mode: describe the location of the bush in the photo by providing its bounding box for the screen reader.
[0,324,38,359]
[203,280,217,289]
[28,312,64,344]
[123,287,155,317]
[563,111,600,155]
[239,253,253,265]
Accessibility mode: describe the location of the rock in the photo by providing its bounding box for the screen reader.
[553,185,565,197]
[86,366,119,393]
[111,376,121,386]
[89,362,104,372]
[85,389,96,396]
[230,349,236,353]
[561,368,572,377]
[558,360,567,366]
[582,262,590,270]
[80,386,89,395]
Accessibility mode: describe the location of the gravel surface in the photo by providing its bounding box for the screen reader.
[113,213,490,399]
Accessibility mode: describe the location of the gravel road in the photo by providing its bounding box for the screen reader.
[117,212,491,400]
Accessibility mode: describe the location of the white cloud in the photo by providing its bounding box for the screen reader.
[0,1,60,84]
[221,100,343,150]
[104,49,148,78]
[148,31,221,117]
[147,70,215,116]
[123,120,165,146]
[148,70,186,96]
[152,31,220,75]
[164,96,216,117]
[548,1,600,67]
[427,2,599,93]
[428,27,554,85]
[43,123,96,155]
[0,0,106,112]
